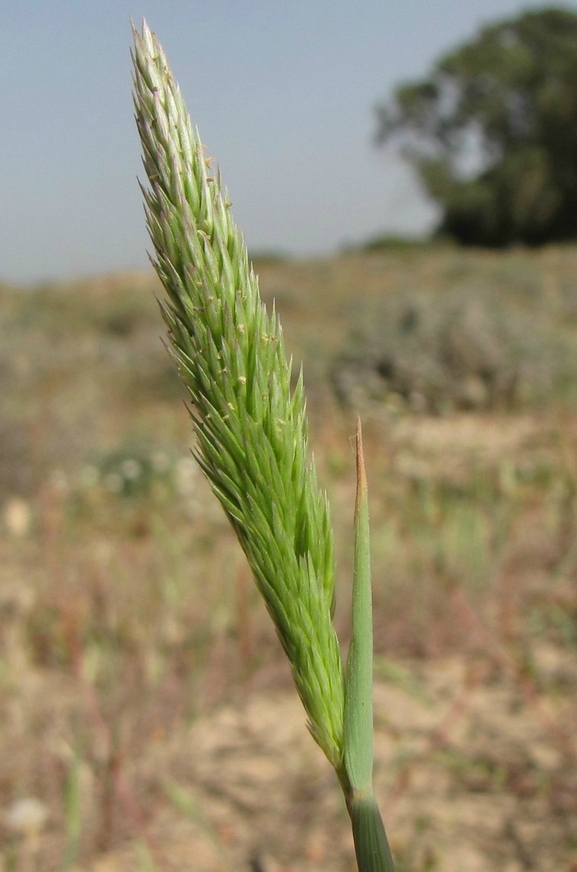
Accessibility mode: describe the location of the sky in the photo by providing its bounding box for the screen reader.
[3,0,577,283]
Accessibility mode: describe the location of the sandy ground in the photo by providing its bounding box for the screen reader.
[56,648,576,872]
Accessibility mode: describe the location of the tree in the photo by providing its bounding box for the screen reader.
[375,8,577,246]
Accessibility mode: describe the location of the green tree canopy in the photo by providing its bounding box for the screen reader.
[376,8,577,246]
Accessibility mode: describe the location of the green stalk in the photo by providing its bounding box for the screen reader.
[131,21,395,871]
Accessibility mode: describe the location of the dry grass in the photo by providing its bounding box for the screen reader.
[1,247,577,870]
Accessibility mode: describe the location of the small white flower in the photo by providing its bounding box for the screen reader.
[5,798,49,834]
[3,498,32,538]
[120,458,142,480]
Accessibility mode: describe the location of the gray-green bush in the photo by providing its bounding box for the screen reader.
[331,286,577,414]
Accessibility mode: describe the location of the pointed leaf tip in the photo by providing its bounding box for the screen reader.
[355,416,367,513]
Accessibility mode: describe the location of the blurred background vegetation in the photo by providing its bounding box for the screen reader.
[2,246,577,870]
[2,6,577,870]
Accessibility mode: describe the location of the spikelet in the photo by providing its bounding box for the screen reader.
[132,21,345,768]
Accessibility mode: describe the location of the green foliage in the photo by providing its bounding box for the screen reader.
[376,8,577,246]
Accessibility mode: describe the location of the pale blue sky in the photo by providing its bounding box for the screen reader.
[2,1,574,283]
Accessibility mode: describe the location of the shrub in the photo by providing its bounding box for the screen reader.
[331,285,576,414]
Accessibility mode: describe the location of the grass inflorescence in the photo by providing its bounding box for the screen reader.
[132,22,345,772]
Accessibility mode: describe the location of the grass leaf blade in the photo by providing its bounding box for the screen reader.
[344,418,374,792]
